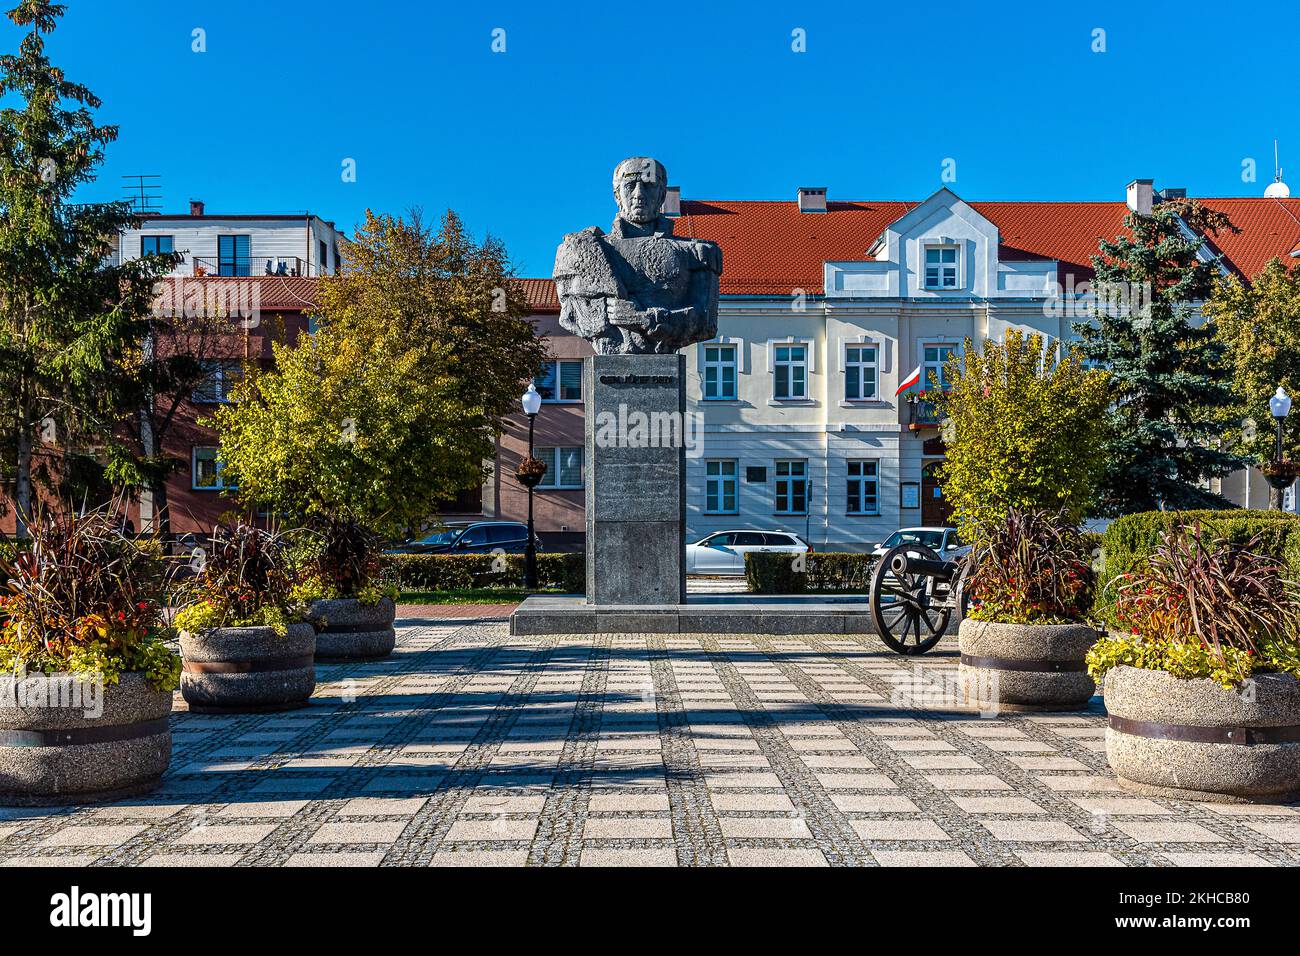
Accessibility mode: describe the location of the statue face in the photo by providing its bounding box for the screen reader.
[613,157,667,225]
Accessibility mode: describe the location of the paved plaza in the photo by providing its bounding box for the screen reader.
[3,611,1299,867]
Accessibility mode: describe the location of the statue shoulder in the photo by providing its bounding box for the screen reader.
[683,237,722,274]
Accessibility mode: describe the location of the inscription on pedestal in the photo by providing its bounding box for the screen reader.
[585,353,686,605]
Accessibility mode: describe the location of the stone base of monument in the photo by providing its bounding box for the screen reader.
[510,593,892,636]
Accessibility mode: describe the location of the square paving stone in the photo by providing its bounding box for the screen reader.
[308,821,408,844]
[287,852,387,867]
[143,853,245,867]
[852,820,951,841]
[815,773,898,790]
[580,847,678,866]
[829,794,921,813]
[872,850,976,867]
[216,801,310,818]
[444,818,539,842]
[1068,796,1172,816]
[39,825,146,848]
[726,848,828,867]
[1112,821,1227,844]
[1242,821,1300,843]
[171,824,279,846]
[1015,851,1124,866]
[720,816,812,839]
[981,820,1086,843]
[583,817,674,840]
[587,794,671,813]
[1161,852,1274,866]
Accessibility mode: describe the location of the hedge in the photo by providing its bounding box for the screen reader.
[745,552,875,594]
[1095,509,1300,625]
[383,552,584,593]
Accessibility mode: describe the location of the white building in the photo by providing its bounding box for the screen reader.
[668,182,1300,549]
[113,200,346,278]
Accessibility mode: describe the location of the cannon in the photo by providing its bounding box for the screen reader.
[867,544,968,655]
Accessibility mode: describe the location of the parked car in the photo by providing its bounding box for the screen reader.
[386,521,541,555]
[869,527,969,562]
[686,530,810,575]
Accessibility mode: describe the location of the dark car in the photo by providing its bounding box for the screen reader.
[385,521,541,555]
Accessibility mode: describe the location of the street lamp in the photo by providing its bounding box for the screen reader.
[1266,386,1294,511]
[518,383,545,589]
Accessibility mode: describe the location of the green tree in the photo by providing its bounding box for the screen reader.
[1072,199,1244,514]
[208,209,548,540]
[0,1,178,537]
[933,330,1112,536]
[1206,256,1300,509]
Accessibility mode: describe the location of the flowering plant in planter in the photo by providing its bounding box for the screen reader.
[514,455,548,489]
[291,516,397,607]
[963,508,1095,625]
[0,510,181,691]
[1087,526,1300,688]
[173,523,307,636]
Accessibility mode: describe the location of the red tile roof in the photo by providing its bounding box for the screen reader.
[517,277,560,313]
[154,276,319,312]
[666,196,1300,295]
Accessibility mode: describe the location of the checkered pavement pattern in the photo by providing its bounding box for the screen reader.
[2,621,1298,867]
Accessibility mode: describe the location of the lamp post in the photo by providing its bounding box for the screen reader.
[1265,386,1294,511]
[519,383,544,589]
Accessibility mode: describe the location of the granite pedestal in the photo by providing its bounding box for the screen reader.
[584,353,687,605]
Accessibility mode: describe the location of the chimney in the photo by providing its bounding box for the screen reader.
[662,186,681,217]
[189,199,205,217]
[798,186,828,213]
[1126,179,1154,215]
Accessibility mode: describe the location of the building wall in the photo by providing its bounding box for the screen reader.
[119,216,344,277]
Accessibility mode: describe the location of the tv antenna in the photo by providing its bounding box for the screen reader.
[1265,141,1290,199]
[122,174,163,213]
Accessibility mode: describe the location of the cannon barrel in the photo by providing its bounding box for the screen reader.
[887,553,956,580]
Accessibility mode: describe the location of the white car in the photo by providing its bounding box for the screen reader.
[869,527,969,561]
[686,530,810,575]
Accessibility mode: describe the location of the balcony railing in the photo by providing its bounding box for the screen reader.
[192,255,313,278]
[907,395,944,431]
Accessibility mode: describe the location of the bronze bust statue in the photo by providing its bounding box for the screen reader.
[553,157,722,354]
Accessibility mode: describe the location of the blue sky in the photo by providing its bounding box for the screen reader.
[10,0,1297,275]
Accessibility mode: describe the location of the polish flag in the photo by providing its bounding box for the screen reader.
[895,365,922,396]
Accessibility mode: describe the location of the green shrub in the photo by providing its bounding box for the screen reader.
[1095,509,1300,625]
[744,552,807,594]
[385,553,583,593]
[745,552,875,594]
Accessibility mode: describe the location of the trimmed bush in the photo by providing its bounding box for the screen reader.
[745,552,875,594]
[1095,509,1300,625]
[385,552,584,594]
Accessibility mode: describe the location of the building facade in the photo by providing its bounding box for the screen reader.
[488,182,1300,550]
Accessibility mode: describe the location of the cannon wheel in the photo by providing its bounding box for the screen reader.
[869,544,951,655]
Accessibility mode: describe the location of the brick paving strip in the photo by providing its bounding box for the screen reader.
[1,621,1298,867]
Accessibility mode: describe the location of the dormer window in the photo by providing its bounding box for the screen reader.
[924,245,959,289]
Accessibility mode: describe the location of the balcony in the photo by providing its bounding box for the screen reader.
[907,394,944,431]
[192,255,313,278]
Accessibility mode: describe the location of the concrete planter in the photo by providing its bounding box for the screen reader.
[1103,665,1300,804]
[180,622,316,713]
[0,672,172,806]
[307,598,396,661]
[957,618,1099,711]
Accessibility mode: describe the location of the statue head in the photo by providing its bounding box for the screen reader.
[612,157,668,225]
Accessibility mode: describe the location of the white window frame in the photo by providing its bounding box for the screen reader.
[771,341,811,401]
[846,459,880,515]
[920,341,960,392]
[843,342,880,402]
[923,243,961,290]
[775,459,808,515]
[535,359,583,403]
[192,446,235,490]
[705,459,738,514]
[702,344,738,401]
[536,446,584,489]
[192,360,242,404]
